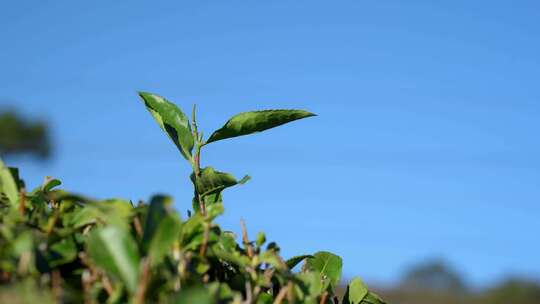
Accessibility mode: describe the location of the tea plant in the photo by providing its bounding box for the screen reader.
[0,92,387,303]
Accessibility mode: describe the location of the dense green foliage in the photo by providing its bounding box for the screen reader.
[0,93,386,303]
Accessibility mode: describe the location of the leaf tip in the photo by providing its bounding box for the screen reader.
[137,91,152,103]
[238,175,251,185]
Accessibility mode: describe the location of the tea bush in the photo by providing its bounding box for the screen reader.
[0,92,387,304]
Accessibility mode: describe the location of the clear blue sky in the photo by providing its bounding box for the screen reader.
[2,1,539,286]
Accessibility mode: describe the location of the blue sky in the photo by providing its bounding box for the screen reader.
[2,1,539,286]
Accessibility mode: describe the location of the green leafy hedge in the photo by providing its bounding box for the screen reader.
[0,92,387,304]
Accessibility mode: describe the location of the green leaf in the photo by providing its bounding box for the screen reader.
[259,250,286,271]
[8,167,22,190]
[256,232,266,247]
[11,231,33,257]
[207,282,235,302]
[41,176,61,192]
[49,237,77,267]
[142,195,174,252]
[85,199,134,228]
[191,167,248,197]
[86,225,140,293]
[305,251,343,289]
[285,254,314,270]
[213,248,249,268]
[70,207,99,228]
[217,231,237,252]
[206,201,225,218]
[0,159,19,207]
[206,109,316,144]
[362,292,386,304]
[296,271,323,301]
[256,292,273,304]
[170,287,213,304]
[138,92,194,161]
[180,214,205,250]
[147,213,182,267]
[343,277,369,304]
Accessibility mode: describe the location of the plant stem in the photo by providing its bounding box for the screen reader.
[199,222,210,256]
[272,286,288,304]
[191,104,206,215]
[134,258,151,304]
[52,269,63,302]
[18,188,25,216]
[241,219,254,258]
[319,291,328,304]
[133,215,143,239]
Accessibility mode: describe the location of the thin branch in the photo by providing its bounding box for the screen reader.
[272,285,288,304]
[191,104,199,136]
[101,276,114,296]
[199,223,210,256]
[244,280,253,304]
[287,281,295,303]
[18,188,25,216]
[133,216,143,239]
[319,291,328,304]
[134,258,151,304]
[52,270,63,302]
[82,270,93,304]
[240,219,254,258]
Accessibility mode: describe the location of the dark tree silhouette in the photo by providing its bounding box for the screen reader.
[0,111,50,158]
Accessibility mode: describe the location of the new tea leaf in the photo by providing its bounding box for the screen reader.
[191,167,248,196]
[42,176,61,192]
[206,109,315,144]
[138,92,194,161]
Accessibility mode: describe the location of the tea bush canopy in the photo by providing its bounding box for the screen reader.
[0,93,386,303]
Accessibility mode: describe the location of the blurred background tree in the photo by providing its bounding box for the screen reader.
[376,260,540,304]
[0,110,50,159]
[400,259,467,293]
[478,278,540,304]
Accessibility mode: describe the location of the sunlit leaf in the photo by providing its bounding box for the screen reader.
[305,251,342,289]
[138,92,194,161]
[206,109,315,144]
